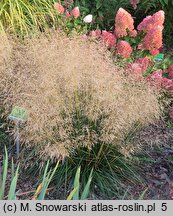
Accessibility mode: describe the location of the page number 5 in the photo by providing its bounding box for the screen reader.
[161,203,167,211]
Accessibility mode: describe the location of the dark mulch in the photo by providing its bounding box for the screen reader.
[130,123,173,200]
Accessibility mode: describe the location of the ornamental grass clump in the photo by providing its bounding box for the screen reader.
[0,32,162,160]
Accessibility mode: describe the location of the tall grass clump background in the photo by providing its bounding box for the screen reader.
[0,31,163,159]
[0,0,58,35]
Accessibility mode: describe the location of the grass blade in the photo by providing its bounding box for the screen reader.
[81,168,93,200]
[8,164,20,200]
[11,158,15,180]
[72,166,81,200]
[67,187,78,200]
[38,161,59,200]
[0,146,8,199]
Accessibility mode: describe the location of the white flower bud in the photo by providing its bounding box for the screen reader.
[83,14,93,23]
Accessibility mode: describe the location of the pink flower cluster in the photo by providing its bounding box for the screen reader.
[128,57,150,79]
[137,11,165,32]
[114,8,135,38]
[101,31,116,48]
[54,3,80,19]
[147,69,173,92]
[70,7,80,18]
[116,40,133,58]
[88,30,116,48]
[137,11,165,56]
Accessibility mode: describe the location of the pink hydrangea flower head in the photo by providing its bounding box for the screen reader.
[129,29,137,37]
[147,69,163,88]
[168,64,173,73]
[143,25,163,51]
[137,16,152,32]
[137,10,165,32]
[70,6,80,18]
[116,40,133,58]
[152,10,165,27]
[54,3,65,14]
[130,0,139,9]
[114,8,134,38]
[101,31,116,48]
[135,57,150,72]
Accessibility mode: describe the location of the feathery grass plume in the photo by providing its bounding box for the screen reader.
[0,33,12,109]
[0,31,162,160]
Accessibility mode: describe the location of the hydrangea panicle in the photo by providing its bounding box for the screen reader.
[143,25,163,54]
[116,40,133,58]
[101,31,116,48]
[152,11,165,27]
[137,11,165,32]
[114,8,135,38]
[70,6,80,18]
